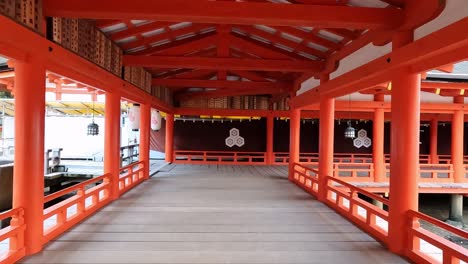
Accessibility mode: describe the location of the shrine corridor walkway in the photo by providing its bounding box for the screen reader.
[22,165,406,263]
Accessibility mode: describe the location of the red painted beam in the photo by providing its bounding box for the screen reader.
[234,25,329,59]
[155,35,217,57]
[132,32,216,56]
[421,81,468,89]
[228,35,292,60]
[228,70,270,82]
[43,0,403,30]
[176,87,284,100]
[152,79,290,90]
[291,18,468,108]
[109,21,172,41]
[124,56,324,72]
[122,23,213,51]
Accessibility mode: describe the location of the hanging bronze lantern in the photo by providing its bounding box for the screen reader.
[87,121,99,136]
[87,94,99,136]
[344,121,356,139]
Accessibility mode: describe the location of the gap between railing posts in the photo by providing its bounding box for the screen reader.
[407,211,468,264]
[0,208,26,264]
[42,174,111,243]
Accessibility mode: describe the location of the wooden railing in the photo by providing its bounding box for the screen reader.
[43,174,112,243]
[0,208,26,264]
[334,153,373,163]
[119,161,145,195]
[292,163,468,263]
[174,151,266,165]
[408,211,468,264]
[274,152,319,164]
[291,163,319,196]
[419,164,454,183]
[324,175,389,244]
[42,161,146,244]
[333,163,374,182]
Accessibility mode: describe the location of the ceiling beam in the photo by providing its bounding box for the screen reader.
[121,23,213,51]
[124,56,324,72]
[132,32,216,56]
[177,87,284,100]
[43,0,403,30]
[290,18,468,109]
[152,79,290,91]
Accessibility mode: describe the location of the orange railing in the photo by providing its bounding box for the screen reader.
[274,152,319,164]
[0,208,26,264]
[408,211,468,264]
[42,161,145,244]
[43,174,112,243]
[324,175,389,244]
[174,151,266,165]
[419,164,454,183]
[292,163,468,263]
[333,163,374,182]
[334,153,373,163]
[291,163,319,196]
[119,161,145,195]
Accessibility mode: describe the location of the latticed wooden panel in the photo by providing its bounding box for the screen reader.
[0,0,15,18]
[0,0,43,33]
[15,0,42,32]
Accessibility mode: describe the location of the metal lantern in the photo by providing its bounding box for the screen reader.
[344,121,356,139]
[87,121,99,136]
[87,96,99,136]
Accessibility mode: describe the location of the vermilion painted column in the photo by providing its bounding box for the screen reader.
[430,118,439,164]
[13,60,45,254]
[452,96,464,183]
[165,113,175,163]
[318,75,334,202]
[288,109,300,180]
[104,91,121,200]
[318,98,335,201]
[388,31,421,255]
[139,103,151,179]
[266,115,274,165]
[373,94,385,182]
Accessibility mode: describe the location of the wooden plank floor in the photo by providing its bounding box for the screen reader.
[22,165,406,264]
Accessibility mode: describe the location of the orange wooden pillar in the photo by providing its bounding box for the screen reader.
[13,60,45,254]
[104,91,121,200]
[452,96,464,183]
[388,31,420,255]
[318,97,335,201]
[373,94,385,182]
[165,113,175,163]
[288,109,300,180]
[266,115,274,165]
[430,118,439,164]
[318,75,334,201]
[139,103,151,179]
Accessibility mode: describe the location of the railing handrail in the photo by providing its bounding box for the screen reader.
[0,207,23,221]
[326,175,388,205]
[43,174,109,203]
[294,162,319,175]
[120,160,144,172]
[175,150,266,155]
[408,210,468,239]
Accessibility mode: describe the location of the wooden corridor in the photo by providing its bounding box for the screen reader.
[22,165,405,264]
